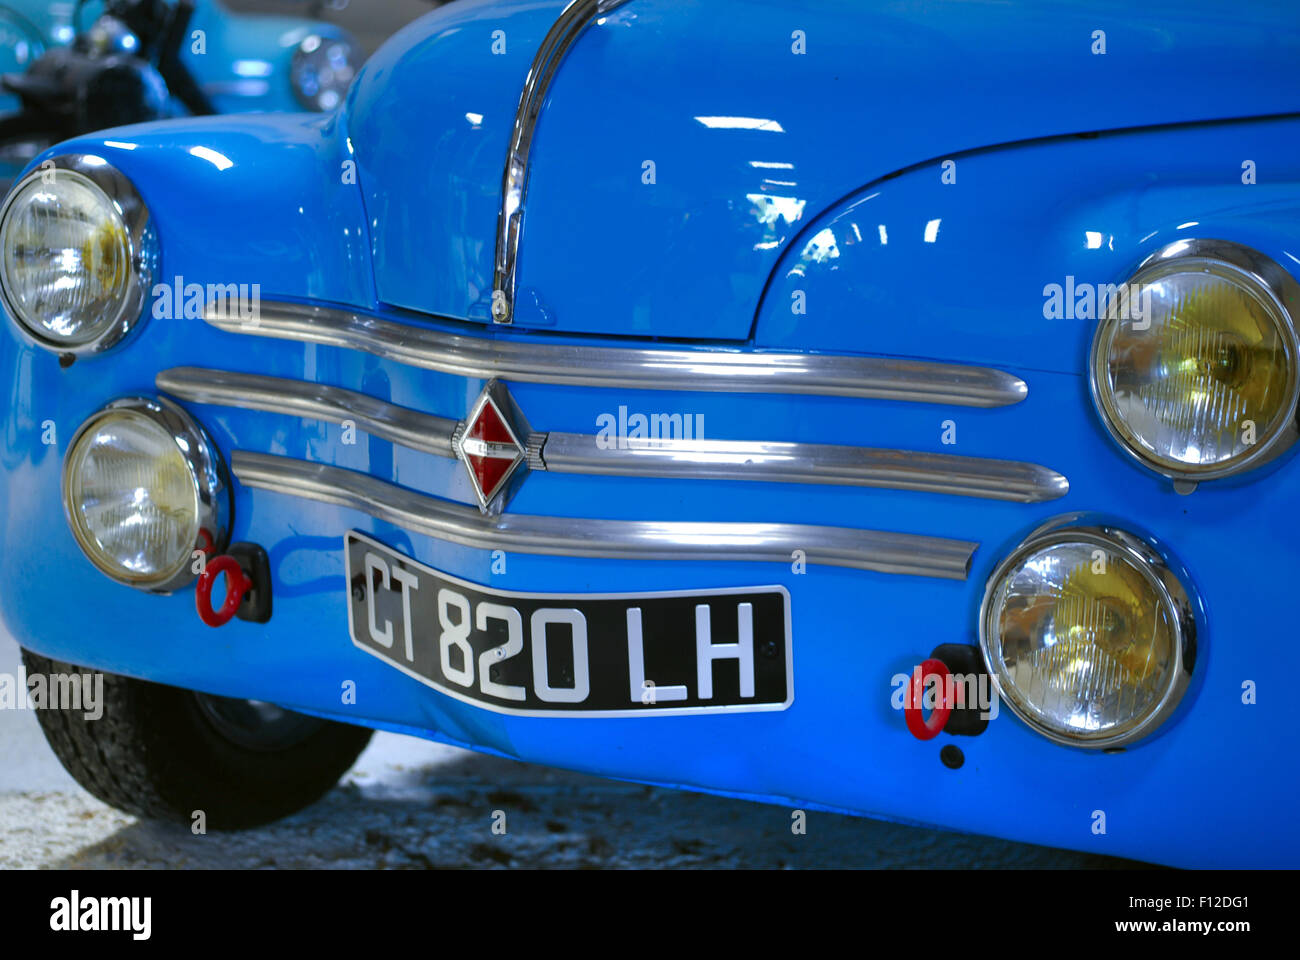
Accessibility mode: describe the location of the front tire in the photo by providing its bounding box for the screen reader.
[22,649,373,829]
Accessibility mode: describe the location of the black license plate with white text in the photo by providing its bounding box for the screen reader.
[345,532,792,716]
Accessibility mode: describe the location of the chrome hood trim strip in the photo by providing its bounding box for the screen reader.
[203,301,1029,407]
[161,367,1067,502]
[492,0,630,324]
[231,452,977,578]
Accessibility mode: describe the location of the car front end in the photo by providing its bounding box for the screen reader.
[1,0,1297,867]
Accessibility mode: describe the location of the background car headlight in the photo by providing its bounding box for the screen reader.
[1090,239,1300,484]
[0,155,154,355]
[291,33,357,111]
[980,520,1195,749]
[63,397,230,592]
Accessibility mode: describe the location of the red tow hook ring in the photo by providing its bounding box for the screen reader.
[196,555,252,628]
[904,657,953,741]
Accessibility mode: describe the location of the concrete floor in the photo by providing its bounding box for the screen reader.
[0,627,1143,868]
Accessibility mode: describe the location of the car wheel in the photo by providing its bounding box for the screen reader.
[21,649,373,829]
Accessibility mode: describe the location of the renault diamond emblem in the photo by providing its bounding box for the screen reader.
[455,380,533,514]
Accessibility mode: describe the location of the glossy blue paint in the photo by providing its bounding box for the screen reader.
[2,0,1299,868]
[347,0,559,323]
[757,116,1300,374]
[60,114,376,308]
[351,0,1300,337]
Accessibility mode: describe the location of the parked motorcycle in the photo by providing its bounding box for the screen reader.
[0,0,357,190]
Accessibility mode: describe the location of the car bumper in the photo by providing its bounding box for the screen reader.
[2,289,1296,869]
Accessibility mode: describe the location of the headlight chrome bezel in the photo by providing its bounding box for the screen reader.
[0,153,156,357]
[290,33,358,113]
[979,517,1198,751]
[62,396,231,593]
[1089,238,1300,487]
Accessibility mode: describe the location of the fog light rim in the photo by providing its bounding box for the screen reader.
[979,518,1197,750]
[0,153,155,357]
[1088,238,1300,483]
[61,396,231,593]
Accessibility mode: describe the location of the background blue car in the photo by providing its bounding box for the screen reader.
[0,0,1297,868]
[0,0,358,185]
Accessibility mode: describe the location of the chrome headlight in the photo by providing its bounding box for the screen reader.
[0,155,154,356]
[1090,239,1300,485]
[291,33,357,112]
[63,397,230,592]
[980,519,1196,750]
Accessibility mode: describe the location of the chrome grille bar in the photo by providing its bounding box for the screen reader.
[231,452,977,579]
[157,367,458,457]
[204,301,1029,407]
[541,433,1069,503]
[160,367,1068,502]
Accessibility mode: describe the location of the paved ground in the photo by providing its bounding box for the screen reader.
[0,630,1144,869]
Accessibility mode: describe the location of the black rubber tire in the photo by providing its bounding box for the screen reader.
[21,649,373,830]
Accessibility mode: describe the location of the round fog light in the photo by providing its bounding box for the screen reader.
[980,520,1195,749]
[62,397,229,592]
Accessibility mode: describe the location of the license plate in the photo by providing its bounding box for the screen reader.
[345,532,792,716]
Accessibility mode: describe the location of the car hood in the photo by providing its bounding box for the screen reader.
[347,0,1300,340]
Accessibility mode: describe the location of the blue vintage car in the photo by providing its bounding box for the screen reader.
[0,0,1296,867]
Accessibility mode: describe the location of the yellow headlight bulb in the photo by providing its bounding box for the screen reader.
[1092,242,1300,484]
[83,219,130,295]
[982,522,1195,749]
[1050,559,1171,696]
[1140,275,1291,445]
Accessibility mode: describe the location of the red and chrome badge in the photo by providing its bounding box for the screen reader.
[455,380,532,513]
